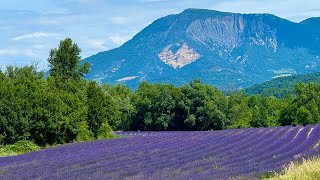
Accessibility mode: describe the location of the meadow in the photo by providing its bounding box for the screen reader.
[0,125,319,179]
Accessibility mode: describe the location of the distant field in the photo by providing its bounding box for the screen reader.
[0,125,320,179]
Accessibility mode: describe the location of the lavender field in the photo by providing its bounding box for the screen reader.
[1,125,320,179]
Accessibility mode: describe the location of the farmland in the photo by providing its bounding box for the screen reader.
[2,3,320,180]
[0,125,319,179]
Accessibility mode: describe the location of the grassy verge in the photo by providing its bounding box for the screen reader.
[265,157,320,180]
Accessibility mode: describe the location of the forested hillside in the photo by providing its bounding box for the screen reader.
[244,72,320,98]
[1,38,320,148]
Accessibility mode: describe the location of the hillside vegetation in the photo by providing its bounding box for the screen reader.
[244,72,320,98]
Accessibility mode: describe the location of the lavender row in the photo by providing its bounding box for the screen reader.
[0,125,319,180]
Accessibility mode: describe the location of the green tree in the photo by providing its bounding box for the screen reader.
[103,84,136,130]
[176,80,227,130]
[0,66,44,144]
[76,121,93,142]
[48,38,90,80]
[281,83,320,126]
[250,105,268,127]
[87,81,114,138]
[295,106,313,125]
[97,122,114,139]
[131,82,177,131]
[227,92,252,128]
[0,38,117,146]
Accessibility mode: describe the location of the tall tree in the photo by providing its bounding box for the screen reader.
[86,81,115,138]
[175,80,227,130]
[45,38,92,144]
[103,84,136,130]
[48,38,90,80]
[281,83,320,125]
[0,66,43,144]
[131,82,177,131]
[227,91,252,128]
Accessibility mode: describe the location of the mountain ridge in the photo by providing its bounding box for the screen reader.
[85,9,320,89]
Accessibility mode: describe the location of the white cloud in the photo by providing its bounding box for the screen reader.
[87,39,106,49]
[109,34,133,46]
[109,17,131,25]
[0,48,37,57]
[39,8,72,15]
[139,0,169,2]
[62,0,91,3]
[0,49,19,56]
[32,44,45,49]
[12,32,59,41]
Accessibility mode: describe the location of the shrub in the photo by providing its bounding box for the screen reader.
[0,140,41,157]
[97,123,114,139]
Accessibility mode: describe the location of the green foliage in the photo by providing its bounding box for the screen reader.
[103,84,136,130]
[131,82,177,130]
[76,121,93,142]
[0,38,113,147]
[0,140,41,157]
[227,92,252,128]
[0,147,16,157]
[244,72,320,98]
[250,105,268,127]
[48,38,90,80]
[280,83,320,126]
[87,82,109,137]
[177,80,227,130]
[5,140,41,154]
[0,65,43,144]
[129,80,228,131]
[97,123,114,139]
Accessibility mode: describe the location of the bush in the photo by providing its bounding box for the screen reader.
[76,121,93,142]
[0,147,17,157]
[97,123,114,139]
[0,140,41,157]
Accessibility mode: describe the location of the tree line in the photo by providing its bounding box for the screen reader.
[0,38,113,146]
[104,80,320,131]
[1,38,320,146]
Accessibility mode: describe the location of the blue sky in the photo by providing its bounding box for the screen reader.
[1,0,320,70]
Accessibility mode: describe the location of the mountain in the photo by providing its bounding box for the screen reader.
[244,72,320,98]
[84,9,320,89]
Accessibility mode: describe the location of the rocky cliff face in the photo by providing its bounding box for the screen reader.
[84,9,320,90]
[158,43,200,69]
[186,15,245,51]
